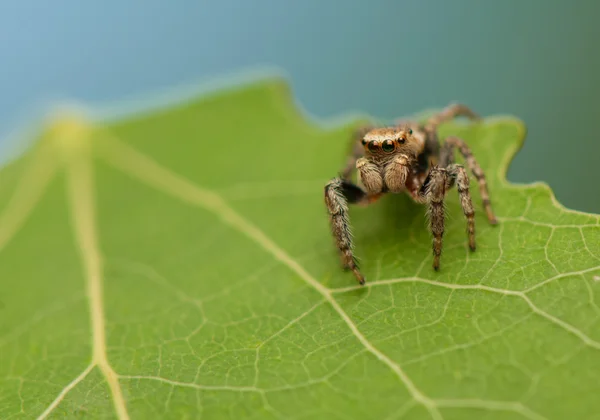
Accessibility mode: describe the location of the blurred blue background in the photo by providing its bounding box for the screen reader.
[0,1,598,212]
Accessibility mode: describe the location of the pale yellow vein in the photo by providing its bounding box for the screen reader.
[95,135,443,420]
[5,120,131,419]
[497,217,597,229]
[580,227,600,262]
[254,300,326,387]
[36,364,95,420]
[58,121,130,420]
[0,144,57,253]
[333,273,600,350]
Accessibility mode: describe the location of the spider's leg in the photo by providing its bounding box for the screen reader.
[424,166,448,271]
[447,163,476,251]
[426,103,481,128]
[324,178,370,285]
[421,104,480,161]
[340,125,372,180]
[444,136,497,224]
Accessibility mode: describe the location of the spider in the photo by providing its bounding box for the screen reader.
[324,104,497,285]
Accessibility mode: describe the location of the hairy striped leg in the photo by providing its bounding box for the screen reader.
[420,103,481,163]
[425,163,477,270]
[324,178,368,284]
[446,164,476,250]
[425,166,448,270]
[324,151,386,284]
[426,103,481,128]
[441,136,497,224]
[395,101,479,130]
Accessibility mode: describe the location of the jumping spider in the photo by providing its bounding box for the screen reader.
[324,104,497,285]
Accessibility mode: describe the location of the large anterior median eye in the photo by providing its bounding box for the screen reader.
[382,140,395,153]
[367,141,379,153]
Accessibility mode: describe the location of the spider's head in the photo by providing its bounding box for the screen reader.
[361,126,423,159]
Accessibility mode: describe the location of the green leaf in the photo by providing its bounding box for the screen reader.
[1,77,599,420]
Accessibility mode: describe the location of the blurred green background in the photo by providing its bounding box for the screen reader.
[0,1,598,212]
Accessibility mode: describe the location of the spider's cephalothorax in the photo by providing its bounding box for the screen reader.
[324,104,497,285]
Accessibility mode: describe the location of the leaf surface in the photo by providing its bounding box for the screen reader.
[0,79,599,420]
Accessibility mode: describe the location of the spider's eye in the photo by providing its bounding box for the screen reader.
[408,128,413,135]
[367,141,379,153]
[398,136,406,144]
[382,140,395,153]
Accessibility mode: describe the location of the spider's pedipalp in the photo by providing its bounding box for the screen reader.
[324,178,367,285]
[356,157,383,195]
[384,154,412,193]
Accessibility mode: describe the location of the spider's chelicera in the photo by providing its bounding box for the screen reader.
[324,104,497,285]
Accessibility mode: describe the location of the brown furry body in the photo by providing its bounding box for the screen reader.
[324,104,497,285]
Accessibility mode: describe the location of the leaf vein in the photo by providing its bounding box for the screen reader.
[36,364,94,420]
[96,134,443,420]
[333,275,600,350]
